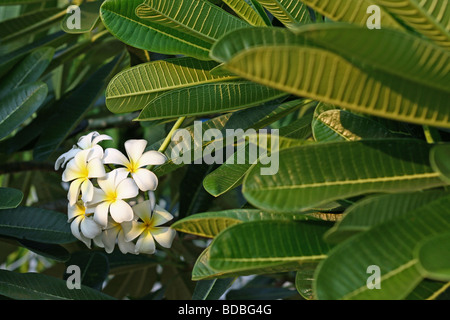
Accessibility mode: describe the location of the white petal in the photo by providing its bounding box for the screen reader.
[110,199,134,223]
[88,187,106,206]
[131,200,153,222]
[131,169,158,192]
[135,231,155,254]
[116,177,139,199]
[92,134,113,145]
[67,202,84,222]
[93,233,104,248]
[85,145,104,162]
[80,217,102,239]
[80,179,94,204]
[74,149,91,169]
[94,201,110,228]
[117,231,136,254]
[77,132,97,149]
[152,227,176,248]
[55,146,80,170]
[62,160,82,182]
[122,221,145,242]
[70,218,91,248]
[138,150,167,167]
[68,178,83,206]
[101,226,119,253]
[86,157,106,178]
[152,205,174,226]
[124,139,147,163]
[103,148,129,166]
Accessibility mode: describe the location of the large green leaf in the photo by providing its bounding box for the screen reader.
[208,220,333,275]
[0,47,54,99]
[106,57,237,113]
[243,139,445,212]
[0,187,23,209]
[137,81,287,120]
[61,0,103,34]
[135,0,248,43]
[0,82,47,140]
[0,269,115,300]
[0,206,75,244]
[300,0,403,28]
[212,28,450,128]
[255,0,312,27]
[415,232,450,282]
[0,7,65,44]
[293,24,450,94]
[374,0,450,50]
[100,0,212,60]
[171,208,313,238]
[192,278,235,300]
[222,0,268,26]
[33,54,124,161]
[314,195,450,300]
[430,144,450,184]
[325,190,450,243]
[312,108,400,142]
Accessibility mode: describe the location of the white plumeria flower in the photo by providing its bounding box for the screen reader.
[68,201,102,248]
[103,139,166,192]
[88,169,139,228]
[62,149,106,206]
[100,218,136,255]
[55,131,112,170]
[122,195,176,255]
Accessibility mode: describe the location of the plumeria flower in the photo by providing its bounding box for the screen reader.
[100,218,136,254]
[68,201,102,248]
[88,169,139,228]
[122,194,176,255]
[62,149,106,206]
[55,131,112,170]
[103,139,166,192]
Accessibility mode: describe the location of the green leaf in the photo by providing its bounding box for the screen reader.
[312,108,404,142]
[171,208,313,238]
[314,195,450,300]
[137,81,287,120]
[300,0,403,28]
[325,190,450,243]
[255,0,312,27]
[61,0,103,34]
[208,220,332,275]
[214,30,450,128]
[222,0,268,26]
[136,0,248,43]
[0,7,65,44]
[293,24,450,94]
[0,82,47,140]
[0,187,23,209]
[415,232,450,282]
[100,0,212,60]
[0,269,115,300]
[192,278,235,300]
[202,134,308,197]
[374,0,450,49]
[0,47,54,99]
[106,57,237,114]
[406,279,450,300]
[65,252,109,290]
[243,139,445,212]
[295,262,319,300]
[0,206,74,244]
[33,54,124,161]
[18,240,70,262]
[430,144,450,184]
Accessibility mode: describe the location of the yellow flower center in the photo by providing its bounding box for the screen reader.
[126,159,139,173]
[105,190,118,203]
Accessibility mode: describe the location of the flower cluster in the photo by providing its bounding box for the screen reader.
[56,132,176,255]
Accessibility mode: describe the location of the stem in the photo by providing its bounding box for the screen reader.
[147,117,186,171]
[159,117,186,153]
